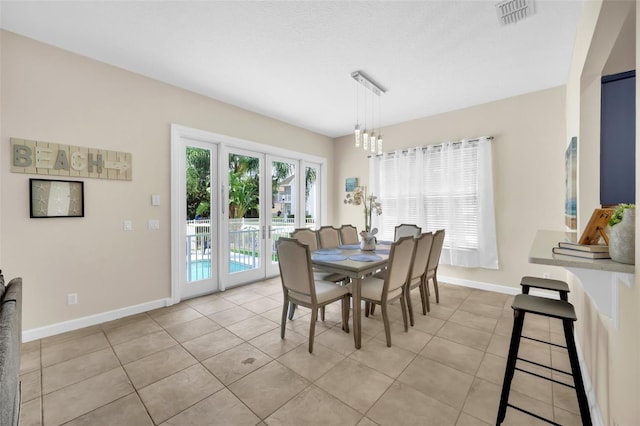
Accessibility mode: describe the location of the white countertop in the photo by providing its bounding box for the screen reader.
[529,230,634,328]
[529,230,635,274]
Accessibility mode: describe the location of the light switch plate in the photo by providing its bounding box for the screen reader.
[151,194,161,206]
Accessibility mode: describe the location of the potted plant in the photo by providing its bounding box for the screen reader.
[344,186,382,250]
[608,203,635,264]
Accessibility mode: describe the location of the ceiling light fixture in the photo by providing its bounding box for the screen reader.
[352,71,386,155]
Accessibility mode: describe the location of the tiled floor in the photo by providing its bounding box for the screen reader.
[19,279,584,425]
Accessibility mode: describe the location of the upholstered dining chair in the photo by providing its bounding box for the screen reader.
[276,238,351,353]
[425,229,445,304]
[405,232,434,326]
[291,228,320,250]
[289,228,346,320]
[339,224,359,245]
[318,226,342,248]
[360,235,416,347]
[394,224,422,241]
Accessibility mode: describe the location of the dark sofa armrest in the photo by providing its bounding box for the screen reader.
[0,277,23,426]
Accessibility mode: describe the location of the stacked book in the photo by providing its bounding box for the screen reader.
[552,242,610,259]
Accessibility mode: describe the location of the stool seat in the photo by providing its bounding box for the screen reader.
[512,294,576,321]
[520,276,569,301]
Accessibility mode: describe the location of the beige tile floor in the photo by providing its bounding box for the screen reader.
[19,279,584,426]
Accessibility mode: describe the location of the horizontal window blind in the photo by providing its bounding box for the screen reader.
[370,137,498,269]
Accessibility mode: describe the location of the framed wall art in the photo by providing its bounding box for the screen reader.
[30,178,84,218]
[345,177,358,192]
[564,136,577,231]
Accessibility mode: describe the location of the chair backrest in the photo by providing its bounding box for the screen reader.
[291,228,319,251]
[427,229,446,273]
[276,238,316,300]
[410,232,434,283]
[339,225,359,245]
[318,226,341,248]
[385,236,417,294]
[394,224,422,241]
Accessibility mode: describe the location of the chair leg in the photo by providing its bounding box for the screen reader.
[406,287,415,327]
[308,306,318,353]
[288,302,297,320]
[281,298,289,339]
[364,301,370,317]
[381,302,392,347]
[341,296,350,333]
[422,280,431,312]
[370,304,376,315]
[321,306,325,321]
[418,284,427,315]
[496,310,526,424]
[399,293,409,332]
[433,275,440,304]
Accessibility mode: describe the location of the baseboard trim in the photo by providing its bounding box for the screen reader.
[440,275,602,425]
[22,297,172,342]
[438,275,520,295]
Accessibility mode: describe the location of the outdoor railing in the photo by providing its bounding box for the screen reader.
[186,218,316,281]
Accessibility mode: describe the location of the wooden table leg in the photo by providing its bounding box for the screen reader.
[353,277,361,349]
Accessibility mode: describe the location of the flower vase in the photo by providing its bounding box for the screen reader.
[608,208,635,265]
[360,232,376,251]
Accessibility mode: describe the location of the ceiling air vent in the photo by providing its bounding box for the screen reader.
[495,0,535,26]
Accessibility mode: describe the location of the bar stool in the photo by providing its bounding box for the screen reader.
[496,294,592,425]
[520,276,570,301]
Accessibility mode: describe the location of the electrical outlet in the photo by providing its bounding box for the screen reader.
[123,220,133,231]
[67,293,78,305]
[148,219,160,230]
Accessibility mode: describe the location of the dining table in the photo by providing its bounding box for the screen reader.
[310,242,392,349]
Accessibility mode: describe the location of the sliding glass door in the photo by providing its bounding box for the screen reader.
[171,125,326,300]
[224,148,264,285]
[223,151,301,283]
[267,156,298,276]
[174,139,219,299]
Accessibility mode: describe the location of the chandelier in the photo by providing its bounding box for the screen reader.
[352,71,385,155]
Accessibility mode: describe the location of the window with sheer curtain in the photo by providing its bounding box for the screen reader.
[369,137,498,269]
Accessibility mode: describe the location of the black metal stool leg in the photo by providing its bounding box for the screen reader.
[563,319,592,426]
[496,309,526,425]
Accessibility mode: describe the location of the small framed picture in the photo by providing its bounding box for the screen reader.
[30,178,84,218]
[345,177,358,192]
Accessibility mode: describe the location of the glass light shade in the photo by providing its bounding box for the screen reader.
[377,136,383,155]
[354,125,361,148]
[362,131,369,150]
[370,134,376,153]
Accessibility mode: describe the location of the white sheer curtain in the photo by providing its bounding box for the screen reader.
[370,137,498,269]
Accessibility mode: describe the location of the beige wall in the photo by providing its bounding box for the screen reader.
[0,30,335,331]
[564,0,638,424]
[2,1,639,420]
[335,0,640,422]
[335,86,568,289]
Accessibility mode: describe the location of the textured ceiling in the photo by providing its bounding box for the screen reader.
[0,1,583,138]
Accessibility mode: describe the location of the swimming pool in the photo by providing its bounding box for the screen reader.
[188,259,252,281]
